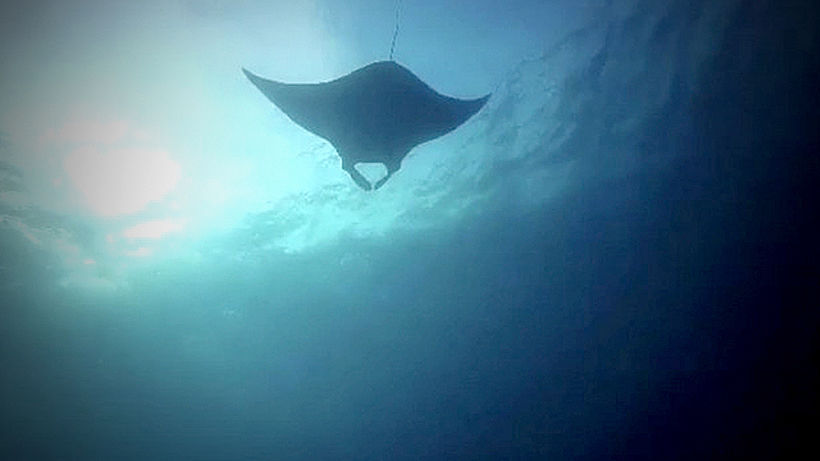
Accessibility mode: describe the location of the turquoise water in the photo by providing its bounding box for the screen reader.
[1,0,818,458]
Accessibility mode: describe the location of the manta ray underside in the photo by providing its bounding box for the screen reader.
[243,61,490,190]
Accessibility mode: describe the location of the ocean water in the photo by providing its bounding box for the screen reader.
[1,0,818,459]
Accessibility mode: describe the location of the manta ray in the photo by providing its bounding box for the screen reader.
[243,61,490,190]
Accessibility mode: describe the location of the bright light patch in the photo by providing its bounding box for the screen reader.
[123,218,186,239]
[63,146,181,216]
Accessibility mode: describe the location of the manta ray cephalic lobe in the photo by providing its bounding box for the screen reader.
[243,61,490,190]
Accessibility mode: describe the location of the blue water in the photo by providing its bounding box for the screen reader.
[1,0,818,459]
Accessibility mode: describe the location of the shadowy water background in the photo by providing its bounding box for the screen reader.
[1,0,818,459]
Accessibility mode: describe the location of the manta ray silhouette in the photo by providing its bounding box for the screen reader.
[243,61,490,190]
